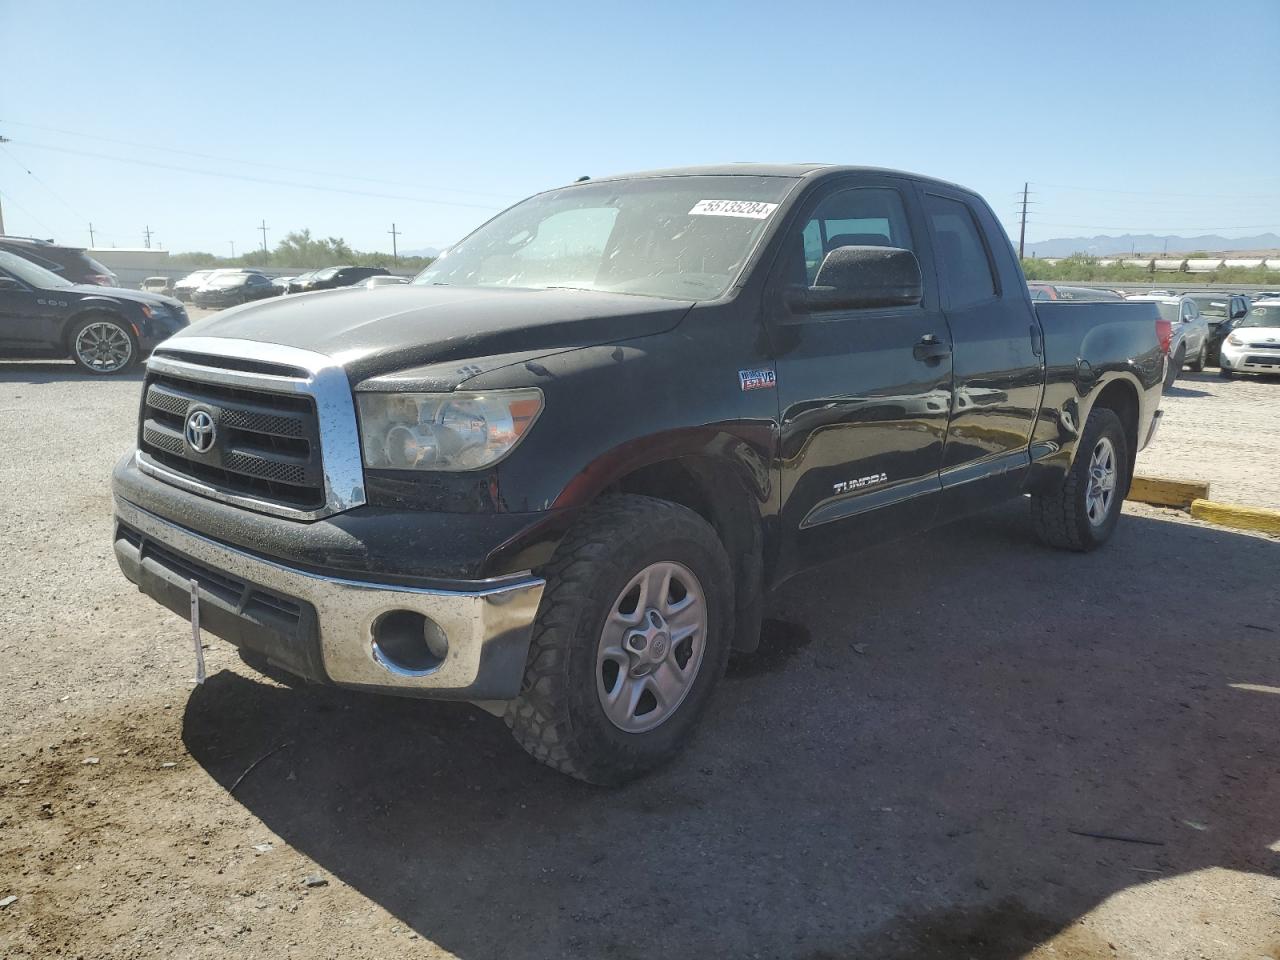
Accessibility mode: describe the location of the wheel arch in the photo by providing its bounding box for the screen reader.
[1084,375,1141,486]
[606,455,766,653]
[64,306,136,352]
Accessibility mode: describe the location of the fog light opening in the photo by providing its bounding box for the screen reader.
[371,610,448,676]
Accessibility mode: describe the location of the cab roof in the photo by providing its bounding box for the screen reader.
[574,163,977,195]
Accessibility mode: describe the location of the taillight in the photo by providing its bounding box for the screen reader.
[1155,319,1173,354]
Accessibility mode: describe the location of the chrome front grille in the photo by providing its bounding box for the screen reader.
[134,338,367,520]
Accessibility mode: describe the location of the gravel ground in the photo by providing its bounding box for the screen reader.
[0,353,1277,960]
[1138,369,1280,510]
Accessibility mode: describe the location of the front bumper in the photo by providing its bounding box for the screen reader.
[113,497,545,700]
[1220,344,1280,374]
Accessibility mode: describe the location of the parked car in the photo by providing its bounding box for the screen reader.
[173,270,218,302]
[361,275,410,289]
[141,277,174,295]
[0,236,118,286]
[110,164,1165,783]
[1219,300,1280,378]
[1126,294,1209,386]
[306,265,393,290]
[1027,283,1124,301]
[284,270,322,294]
[192,272,278,308]
[271,276,297,295]
[0,248,187,373]
[1185,293,1250,365]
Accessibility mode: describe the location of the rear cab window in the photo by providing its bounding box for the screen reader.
[923,194,999,308]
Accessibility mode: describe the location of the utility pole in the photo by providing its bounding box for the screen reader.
[1017,182,1029,260]
[259,220,270,259]
[388,222,401,263]
[0,135,8,234]
[228,240,236,258]
[143,225,152,249]
[88,222,95,246]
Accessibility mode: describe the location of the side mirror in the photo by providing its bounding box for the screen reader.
[0,276,21,291]
[788,245,922,313]
[1229,306,1247,320]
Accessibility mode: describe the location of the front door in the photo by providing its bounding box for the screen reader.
[767,178,952,579]
[0,272,49,349]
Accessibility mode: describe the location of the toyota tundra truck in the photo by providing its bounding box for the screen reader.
[111,165,1167,784]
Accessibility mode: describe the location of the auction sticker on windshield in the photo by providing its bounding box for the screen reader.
[689,199,779,219]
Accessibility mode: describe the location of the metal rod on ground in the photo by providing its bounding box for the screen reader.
[189,578,206,685]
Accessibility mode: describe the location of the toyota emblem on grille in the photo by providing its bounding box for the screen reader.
[184,409,217,453]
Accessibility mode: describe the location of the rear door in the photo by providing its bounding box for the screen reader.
[919,187,1044,514]
[767,176,953,576]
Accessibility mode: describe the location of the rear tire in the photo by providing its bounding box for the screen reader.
[1165,345,1185,389]
[1031,407,1129,552]
[1218,368,1233,379]
[1188,341,1206,372]
[69,314,138,375]
[505,495,733,785]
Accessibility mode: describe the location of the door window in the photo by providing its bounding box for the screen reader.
[924,194,998,308]
[790,187,915,287]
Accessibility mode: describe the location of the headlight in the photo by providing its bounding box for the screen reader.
[1226,333,1243,346]
[356,389,543,471]
[140,304,168,318]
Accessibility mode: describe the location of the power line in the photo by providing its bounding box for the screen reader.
[6,139,506,212]
[1037,181,1278,201]
[0,119,520,201]
[0,187,57,237]
[0,142,89,221]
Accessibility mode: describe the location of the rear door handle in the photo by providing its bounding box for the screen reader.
[913,334,952,363]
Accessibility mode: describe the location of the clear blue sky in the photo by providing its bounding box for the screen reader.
[1,0,1277,255]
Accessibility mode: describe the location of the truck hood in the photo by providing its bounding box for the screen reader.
[170,284,695,382]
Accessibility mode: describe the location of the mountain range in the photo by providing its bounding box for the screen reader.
[1024,233,1280,258]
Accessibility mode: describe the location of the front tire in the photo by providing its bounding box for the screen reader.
[1218,367,1233,379]
[505,495,733,785]
[1031,407,1129,552]
[69,314,138,375]
[1188,341,1206,372]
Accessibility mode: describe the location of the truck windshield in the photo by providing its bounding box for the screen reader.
[415,175,798,300]
[0,249,73,289]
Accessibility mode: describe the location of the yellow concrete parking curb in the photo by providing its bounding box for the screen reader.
[1188,500,1280,536]
[1127,475,1211,509]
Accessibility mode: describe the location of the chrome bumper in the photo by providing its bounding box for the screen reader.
[114,497,545,699]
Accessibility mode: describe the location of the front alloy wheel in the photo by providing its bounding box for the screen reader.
[71,318,136,374]
[596,561,707,734]
[506,495,733,784]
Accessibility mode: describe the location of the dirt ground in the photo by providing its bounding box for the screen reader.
[0,355,1277,960]
[1137,369,1280,510]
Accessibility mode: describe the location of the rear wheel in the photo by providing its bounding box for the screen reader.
[1218,367,1233,379]
[505,495,733,785]
[1188,341,1206,372]
[1031,407,1129,552]
[69,315,137,374]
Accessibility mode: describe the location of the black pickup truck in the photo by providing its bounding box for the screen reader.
[111,165,1166,783]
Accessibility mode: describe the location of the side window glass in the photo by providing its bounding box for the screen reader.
[924,194,998,309]
[791,187,915,287]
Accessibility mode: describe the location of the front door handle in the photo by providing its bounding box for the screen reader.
[913,334,952,363]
